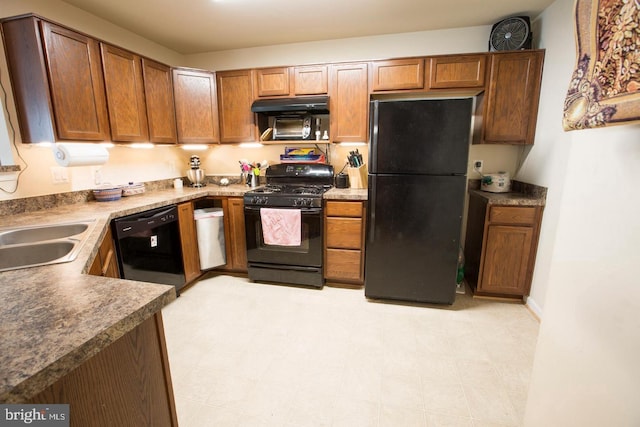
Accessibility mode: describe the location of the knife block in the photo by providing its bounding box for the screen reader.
[347,164,367,189]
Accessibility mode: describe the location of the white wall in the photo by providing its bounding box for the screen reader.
[523,0,640,424]
[185,26,493,71]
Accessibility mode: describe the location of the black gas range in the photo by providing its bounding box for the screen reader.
[243,163,334,288]
[243,163,334,207]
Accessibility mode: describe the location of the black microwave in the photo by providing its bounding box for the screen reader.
[272,116,312,140]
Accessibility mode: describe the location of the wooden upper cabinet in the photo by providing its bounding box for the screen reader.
[216,69,257,143]
[100,44,149,142]
[40,21,111,141]
[427,54,487,89]
[255,65,329,97]
[142,59,177,143]
[255,67,290,97]
[329,63,369,142]
[172,67,219,143]
[479,50,544,145]
[1,16,110,142]
[292,65,328,95]
[370,58,425,91]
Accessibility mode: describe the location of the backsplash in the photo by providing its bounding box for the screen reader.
[0,175,258,216]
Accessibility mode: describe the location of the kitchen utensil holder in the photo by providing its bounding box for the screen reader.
[347,164,367,189]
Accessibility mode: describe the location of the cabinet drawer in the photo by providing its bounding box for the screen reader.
[489,206,536,225]
[325,249,362,281]
[325,201,363,217]
[326,217,362,249]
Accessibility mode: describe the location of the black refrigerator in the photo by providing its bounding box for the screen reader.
[365,98,473,304]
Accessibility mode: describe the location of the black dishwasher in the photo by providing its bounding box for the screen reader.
[112,205,185,293]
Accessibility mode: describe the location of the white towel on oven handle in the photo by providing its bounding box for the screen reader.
[260,208,302,246]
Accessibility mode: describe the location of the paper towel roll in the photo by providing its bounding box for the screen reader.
[53,143,109,167]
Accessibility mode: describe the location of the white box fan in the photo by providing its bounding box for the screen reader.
[489,16,532,51]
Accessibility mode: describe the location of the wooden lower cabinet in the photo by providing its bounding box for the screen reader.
[89,227,119,278]
[28,313,178,427]
[464,193,543,298]
[324,200,366,285]
[178,201,201,283]
[225,197,248,272]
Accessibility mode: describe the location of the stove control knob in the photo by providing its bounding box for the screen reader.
[251,196,267,205]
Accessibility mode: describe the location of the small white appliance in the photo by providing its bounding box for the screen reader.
[481,172,511,193]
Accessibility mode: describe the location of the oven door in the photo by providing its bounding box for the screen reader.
[244,205,322,267]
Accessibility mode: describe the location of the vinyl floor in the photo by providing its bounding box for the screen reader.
[161,274,539,426]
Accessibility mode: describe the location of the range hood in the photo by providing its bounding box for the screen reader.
[251,96,329,114]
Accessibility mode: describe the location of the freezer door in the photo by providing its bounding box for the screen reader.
[365,174,466,304]
[370,98,472,175]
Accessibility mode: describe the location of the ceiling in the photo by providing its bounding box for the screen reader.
[61,0,555,55]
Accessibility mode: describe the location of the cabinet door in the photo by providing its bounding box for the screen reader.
[427,54,487,89]
[329,63,369,142]
[216,70,257,143]
[178,202,201,283]
[479,225,533,295]
[41,21,110,141]
[227,197,247,271]
[142,59,177,143]
[370,58,425,91]
[293,65,328,95]
[255,67,290,97]
[101,44,149,142]
[481,51,544,145]
[89,227,120,278]
[173,68,220,143]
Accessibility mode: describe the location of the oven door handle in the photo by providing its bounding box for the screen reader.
[244,205,322,215]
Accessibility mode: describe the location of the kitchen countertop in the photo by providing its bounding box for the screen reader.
[324,187,367,200]
[0,183,369,402]
[469,189,546,206]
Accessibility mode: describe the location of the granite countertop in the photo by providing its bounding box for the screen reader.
[469,189,546,207]
[467,179,547,207]
[0,183,368,402]
[324,187,367,200]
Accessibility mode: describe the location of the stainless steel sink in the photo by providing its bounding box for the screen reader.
[0,220,95,272]
[0,222,89,245]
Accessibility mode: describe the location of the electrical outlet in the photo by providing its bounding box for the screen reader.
[473,160,483,173]
[50,166,69,184]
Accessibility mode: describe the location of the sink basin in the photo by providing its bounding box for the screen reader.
[0,222,89,245]
[0,241,77,271]
[0,220,95,272]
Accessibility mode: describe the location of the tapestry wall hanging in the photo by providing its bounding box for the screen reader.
[563,0,640,131]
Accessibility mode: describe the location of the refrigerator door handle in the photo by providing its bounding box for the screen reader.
[367,177,376,243]
[369,100,379,173]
